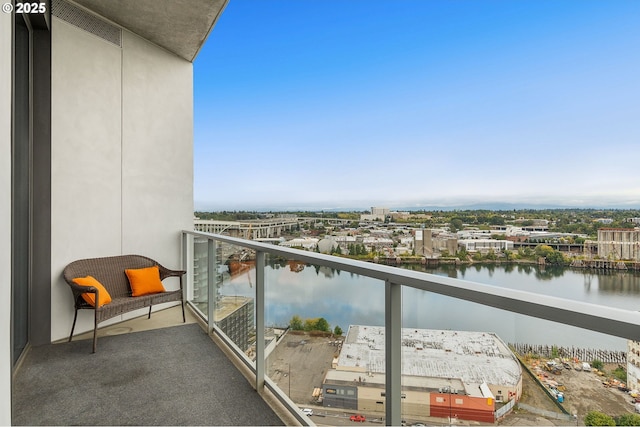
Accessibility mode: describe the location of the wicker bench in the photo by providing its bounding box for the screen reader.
[63,254,186,352]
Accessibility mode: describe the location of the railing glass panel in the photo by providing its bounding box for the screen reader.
[183,231,640,426]
[263,256,387,424]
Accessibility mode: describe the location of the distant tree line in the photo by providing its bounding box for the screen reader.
[289,315,342,336]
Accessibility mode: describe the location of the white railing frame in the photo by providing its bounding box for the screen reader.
[182,230,640,427]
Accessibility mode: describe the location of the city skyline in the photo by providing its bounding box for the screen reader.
[193,0,640,211]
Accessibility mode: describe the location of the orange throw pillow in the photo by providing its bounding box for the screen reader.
[125,265,165,296]
[72,276,112,307]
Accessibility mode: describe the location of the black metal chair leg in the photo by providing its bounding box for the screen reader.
[69,309,79,342]
[92,312,98,353]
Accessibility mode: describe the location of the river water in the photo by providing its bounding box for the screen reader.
[221,260,640,351]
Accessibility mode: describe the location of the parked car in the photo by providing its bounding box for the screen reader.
[301,408,313,416]
[350,414,366,422]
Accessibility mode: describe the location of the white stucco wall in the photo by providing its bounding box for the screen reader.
[121,30,193,283]
[1,7,13,425]
[51,17,193,341]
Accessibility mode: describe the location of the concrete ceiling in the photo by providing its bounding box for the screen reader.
[72,0,228,62]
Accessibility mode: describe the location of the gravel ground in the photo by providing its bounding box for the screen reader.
[502,358,636,426]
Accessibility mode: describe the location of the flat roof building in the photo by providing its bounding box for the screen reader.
[323,325,522,423]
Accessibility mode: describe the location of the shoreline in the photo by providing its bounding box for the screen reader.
[368,256,640,271]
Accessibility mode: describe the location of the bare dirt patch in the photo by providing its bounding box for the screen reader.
[509,357,636,425]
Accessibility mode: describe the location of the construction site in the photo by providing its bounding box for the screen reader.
[513,353,636,425]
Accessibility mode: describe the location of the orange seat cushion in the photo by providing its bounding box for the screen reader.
[125,265,166,296]
[72,276,113,307]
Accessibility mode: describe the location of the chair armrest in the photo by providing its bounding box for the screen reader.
[158,266,186,291]
[157,264,186,281]
[67,281,98,295]
[66,282,99,308]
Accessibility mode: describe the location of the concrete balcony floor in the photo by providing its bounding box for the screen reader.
[12,305,297,426]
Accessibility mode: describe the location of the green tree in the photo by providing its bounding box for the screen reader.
[535,244,566,265]
[450,218,463,233]
[304,318,317,331]
[289,315,303,330]
[591,359,604,370]
[488,216,505,225]
[334,325,343,336]
[614,413,640,426]
[612,366,627,382]
[584,411,615,426]
[546,250,566,265]
[315,317,330,333]
[535,244,554,258]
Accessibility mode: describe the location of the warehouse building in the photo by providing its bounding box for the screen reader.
[322,325,522,423]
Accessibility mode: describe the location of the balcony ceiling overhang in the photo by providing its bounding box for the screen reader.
[72,0,228,62]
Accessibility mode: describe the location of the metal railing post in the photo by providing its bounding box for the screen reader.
[207,239,217,333]
[385,280,402,426]
[255,250,265,391]
[182,232,188,300]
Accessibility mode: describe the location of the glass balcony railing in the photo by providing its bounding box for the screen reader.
[182,230,640,426]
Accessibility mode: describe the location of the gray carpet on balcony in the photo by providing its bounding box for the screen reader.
[12,323,284,426]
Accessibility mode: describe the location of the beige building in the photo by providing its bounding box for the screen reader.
[360,207,390,222]
[597,228,640,261]
[628,341,640,392]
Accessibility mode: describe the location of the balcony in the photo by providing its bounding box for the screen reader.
[12,306,294,426]
[181,231,640,426]
[13,231,640,426]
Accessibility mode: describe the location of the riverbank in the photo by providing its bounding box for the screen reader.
[370,256,640,271]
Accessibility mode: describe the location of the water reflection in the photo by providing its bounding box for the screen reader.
[218,260,640,350]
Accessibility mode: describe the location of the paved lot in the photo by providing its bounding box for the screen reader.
[266,332,340,405]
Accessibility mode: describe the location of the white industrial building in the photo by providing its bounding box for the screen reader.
[458,239,514,253]
[323,325,522,422]
[280,237,319,250]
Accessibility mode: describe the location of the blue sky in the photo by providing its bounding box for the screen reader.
[194,0,640,211]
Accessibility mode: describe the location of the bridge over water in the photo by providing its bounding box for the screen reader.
[194,217,353,239]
